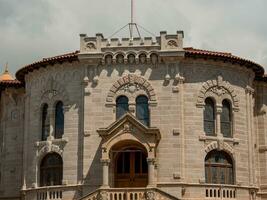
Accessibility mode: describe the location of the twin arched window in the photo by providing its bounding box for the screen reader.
[205,150,234,185]
[204,98,232,137]
[116,95,150,126]
[40,153,63,186]
[41,101,64,141]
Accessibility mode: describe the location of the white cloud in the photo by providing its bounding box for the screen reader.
[0,0,266,76]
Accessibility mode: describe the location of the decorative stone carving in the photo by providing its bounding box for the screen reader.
[86,42,96,50]
[106,74,157,103]
[35,77,71,112]
[167,40,178,48]
[196,75,239,109]
[145,191,155,200]
[205,140,234,156]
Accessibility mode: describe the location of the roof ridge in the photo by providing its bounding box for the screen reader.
[184,47,232,55]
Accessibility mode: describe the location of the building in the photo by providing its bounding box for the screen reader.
[0,30,267,200]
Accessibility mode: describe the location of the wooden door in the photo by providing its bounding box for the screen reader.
[115,150,148,188]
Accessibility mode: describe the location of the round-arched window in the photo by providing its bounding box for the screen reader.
[221,100,232,138]
[204,98,215,136]
[116,96,129,119]
[205,150,234,185]
[55,101,64,139]
[136,95,149,126]
[40,153,63,186]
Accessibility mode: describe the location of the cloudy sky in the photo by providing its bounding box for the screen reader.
[0,0,267,76]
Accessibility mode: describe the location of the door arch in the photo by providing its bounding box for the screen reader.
[111,141,148,188]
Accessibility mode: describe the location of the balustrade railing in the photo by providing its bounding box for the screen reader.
[205,186,236,199]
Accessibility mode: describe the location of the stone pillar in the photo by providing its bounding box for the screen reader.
[101,158,110,188]
[246,86,255,185]
[147,158,155,187]
[216,105,222,136]
[47,107,55,140]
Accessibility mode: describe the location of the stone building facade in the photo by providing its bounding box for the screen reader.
[0,30,267,200]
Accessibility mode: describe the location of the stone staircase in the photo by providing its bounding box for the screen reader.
[79,188,179,200]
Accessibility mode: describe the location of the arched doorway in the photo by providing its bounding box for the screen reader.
[111,141,148,188]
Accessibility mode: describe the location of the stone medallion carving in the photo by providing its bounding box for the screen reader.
[106,74,157,104]
[196,75,239,109]
[167,40,178,48]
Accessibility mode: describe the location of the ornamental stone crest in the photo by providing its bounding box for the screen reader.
[196,75,239,109]
[106,74,157,103]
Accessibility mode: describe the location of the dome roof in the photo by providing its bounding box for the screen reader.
[0,63,14,81]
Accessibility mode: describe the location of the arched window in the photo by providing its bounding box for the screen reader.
[204,98,215,136]
[41,104,49,141]
[136,95,149,126]
[205,150,234,185]
[116,96,129,119]
[55,101,64,139]
[40,153,63,186]
[221,100,232,138]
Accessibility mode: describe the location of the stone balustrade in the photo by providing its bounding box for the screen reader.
[205,185,236,199]
[22,185,80,200]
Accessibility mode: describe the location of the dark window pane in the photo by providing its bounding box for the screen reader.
[204,98,215,135]
[124,152,130,173]
[55,101,64,139]
[40,153,63,186]
[117,153,123,174]
[135,152,141,173]
[136,96,149,126]
[116,96,129,119]
[221,100,232,137]
[42,104,49,141]
[142,153,148,173]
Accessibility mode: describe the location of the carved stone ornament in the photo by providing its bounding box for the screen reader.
[145,191,155,200]
[205,140,234,156]
[86,42,96,50]
[197,75,239,109]
[167,40,178,48]
[106,74,157,103]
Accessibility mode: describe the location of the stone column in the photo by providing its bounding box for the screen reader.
[101,158,110,188]
[47,107,55,140]
[147,158,155,187]
[216,105,222,136]
[246,86,255,185]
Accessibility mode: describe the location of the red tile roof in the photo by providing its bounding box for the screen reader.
[15,48,265,83]
[0,79,23,90]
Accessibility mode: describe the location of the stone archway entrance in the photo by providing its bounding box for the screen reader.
[97,113,161,188]
[112,141,148,188]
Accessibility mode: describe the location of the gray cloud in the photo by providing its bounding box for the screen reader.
[0,0,266,76]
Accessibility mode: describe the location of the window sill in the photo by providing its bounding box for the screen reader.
[199,135,239,145]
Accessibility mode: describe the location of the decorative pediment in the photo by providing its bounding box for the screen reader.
[97,113,161,158]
